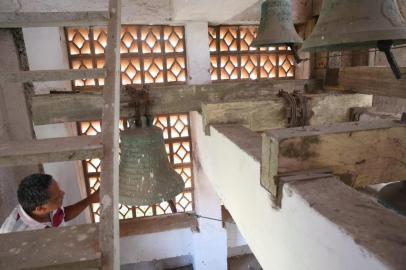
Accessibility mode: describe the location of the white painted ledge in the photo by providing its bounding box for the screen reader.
[190,112,406,270]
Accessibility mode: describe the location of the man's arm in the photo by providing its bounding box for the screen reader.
[64,190,100,222]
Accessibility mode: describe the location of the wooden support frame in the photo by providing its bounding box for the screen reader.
[0,135,103,167]
[119,213,198,237]
[0,224,100,270]
[31,79,319,125]
[338,67,406,98]
[261,120,406,202]
[99,0,121,269]
[202,93,373,135]
[0,12,109,28]
[0,69,106,83]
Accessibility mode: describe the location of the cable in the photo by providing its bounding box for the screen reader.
[186,212,236,224]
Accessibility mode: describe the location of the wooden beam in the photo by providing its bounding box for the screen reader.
[0,135,103,167]
[120,213,198,237]
[99,0,121,269]
[202,93,372,135]
[0,224,100,270]
[31,80,318,125]
[0,12,109,27]
[338,67,406,98]
[0,69,106,83]
[261,120,406,198]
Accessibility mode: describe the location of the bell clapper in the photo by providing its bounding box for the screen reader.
[287,43,303,64]
[168,199,178,213]
[377,40,402,80]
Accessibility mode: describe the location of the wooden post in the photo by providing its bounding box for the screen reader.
[338,67,406,98]
[261,120,406,200]
[100,0,121,269]
[202,93,373,135]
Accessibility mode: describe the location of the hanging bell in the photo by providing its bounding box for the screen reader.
[301,0,406,78]
[252,0,303,47]
[119,126,184,206]
[377,181,406,217]
[252,0,303,63]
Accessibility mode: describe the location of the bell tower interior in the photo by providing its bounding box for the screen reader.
[0,0,406,269]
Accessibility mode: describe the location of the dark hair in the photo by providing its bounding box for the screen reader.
[17,173,53,214]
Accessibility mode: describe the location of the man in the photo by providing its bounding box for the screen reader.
[0,173,99,233]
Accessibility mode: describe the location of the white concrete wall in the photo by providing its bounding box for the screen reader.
[191,111,391,270]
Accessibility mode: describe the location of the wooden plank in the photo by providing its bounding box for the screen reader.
[0,69,106,83]
[31,80,319,125]
[0,135,103,167]
[120,213,198,237]
[99,0,121,269]
[202,93,372,135]
[0,12,109,28]
[261,120,406,198]
[338,67,406,98]
[0,224,100,270]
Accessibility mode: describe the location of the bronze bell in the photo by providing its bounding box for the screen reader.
[252,0,303,47]
[252,0,303,63]
[119,126,184,206]
[301,0,406,78]
[378,181,406,217]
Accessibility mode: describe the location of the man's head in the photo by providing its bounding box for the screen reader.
[17,174,65,215]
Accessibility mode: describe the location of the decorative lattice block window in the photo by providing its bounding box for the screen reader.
[209,25,295,81]
[66,25,187,89]
[65,26,193,221]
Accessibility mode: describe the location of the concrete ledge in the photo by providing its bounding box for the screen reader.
[191,112,406,270]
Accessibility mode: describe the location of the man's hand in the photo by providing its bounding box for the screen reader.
[64,189,100,222]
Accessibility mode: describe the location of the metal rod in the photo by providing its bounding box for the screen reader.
[377,40,402,80]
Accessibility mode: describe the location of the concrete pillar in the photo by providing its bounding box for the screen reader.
[185,21,228,270]
[191,161,228,270]
[184,22,211,85]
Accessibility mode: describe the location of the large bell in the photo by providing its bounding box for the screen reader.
[301,0,406,52]
[377,181,406,217]
[252,0,303,47]
[119,126,184,206]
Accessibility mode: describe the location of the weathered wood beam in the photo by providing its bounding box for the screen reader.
[31,80,317,125]
[0,135,103,167]
[0,12,109,27]
[202,93,372,134]
[338,67,406,98]
[0,224,100,270]
[99,0,121,269]
[261,120,406,198]
[0,69,106,83]
[120,213,198,237]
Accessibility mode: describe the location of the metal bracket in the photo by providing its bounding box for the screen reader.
[271,168,333,208]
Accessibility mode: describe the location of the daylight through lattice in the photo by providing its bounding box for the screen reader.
[66,25,187,89]
[209,25,295,81]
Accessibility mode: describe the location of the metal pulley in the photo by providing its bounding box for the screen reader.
[301,0,406,79]
[252,0,303,63]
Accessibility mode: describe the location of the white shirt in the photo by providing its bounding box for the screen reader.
[0,205,66,234]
